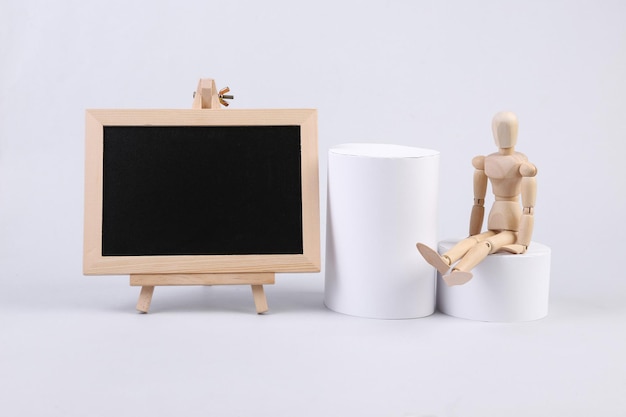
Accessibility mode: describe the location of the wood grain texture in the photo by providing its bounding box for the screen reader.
[129,273,275,286]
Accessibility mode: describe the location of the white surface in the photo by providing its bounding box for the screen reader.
[330,143,440,159]
[325,144,439,318]
[1,1,626,416]
[437,240,551,322]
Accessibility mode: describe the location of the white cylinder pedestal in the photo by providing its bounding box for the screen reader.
[324,143,440,319]
[437,239,551,322]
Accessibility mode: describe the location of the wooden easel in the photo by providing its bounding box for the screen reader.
[131,78,272,314]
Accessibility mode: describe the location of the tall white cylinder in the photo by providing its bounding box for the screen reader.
[324,143,440,319]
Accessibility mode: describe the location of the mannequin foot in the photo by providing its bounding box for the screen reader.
[416,243,450,275]
[442,270,473,287]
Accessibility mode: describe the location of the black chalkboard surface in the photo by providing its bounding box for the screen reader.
[102,125,303,256]
[83,109,320,275]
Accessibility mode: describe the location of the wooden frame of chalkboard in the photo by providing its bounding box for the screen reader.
[83,109,320,278]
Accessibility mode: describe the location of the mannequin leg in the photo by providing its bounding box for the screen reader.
[417,231,495,275]
[443,231,516,286]
[443,231,496,264]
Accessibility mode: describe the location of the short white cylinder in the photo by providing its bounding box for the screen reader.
[324,143,440,319]
[437,239,551,322]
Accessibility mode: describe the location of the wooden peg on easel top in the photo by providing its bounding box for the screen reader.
[192,78,234,109]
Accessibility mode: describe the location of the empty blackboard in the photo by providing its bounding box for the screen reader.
[84,109,320,275]
[102,125,303,256]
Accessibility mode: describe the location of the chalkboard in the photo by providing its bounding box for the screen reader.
[84,109,320,275]
[102,125,303,256]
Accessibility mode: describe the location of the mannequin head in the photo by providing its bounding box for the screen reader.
[492,111,518,149]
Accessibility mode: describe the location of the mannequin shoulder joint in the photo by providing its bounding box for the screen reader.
[520,161,538,177]
[472,155,485,170]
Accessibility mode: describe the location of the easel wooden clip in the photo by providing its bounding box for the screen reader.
[191,78,233,109]
[132,78,273,315]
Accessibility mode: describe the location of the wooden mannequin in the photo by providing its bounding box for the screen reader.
[417,111,537,286]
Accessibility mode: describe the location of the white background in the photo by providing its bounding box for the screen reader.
[1,1,625,416]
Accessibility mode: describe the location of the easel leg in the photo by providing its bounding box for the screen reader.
[251,285,268,314]
[136,286,155,313]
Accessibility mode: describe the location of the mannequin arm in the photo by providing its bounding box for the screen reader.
[501,162,537,254]
[469,156,488,236]
[517,162,537,247]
